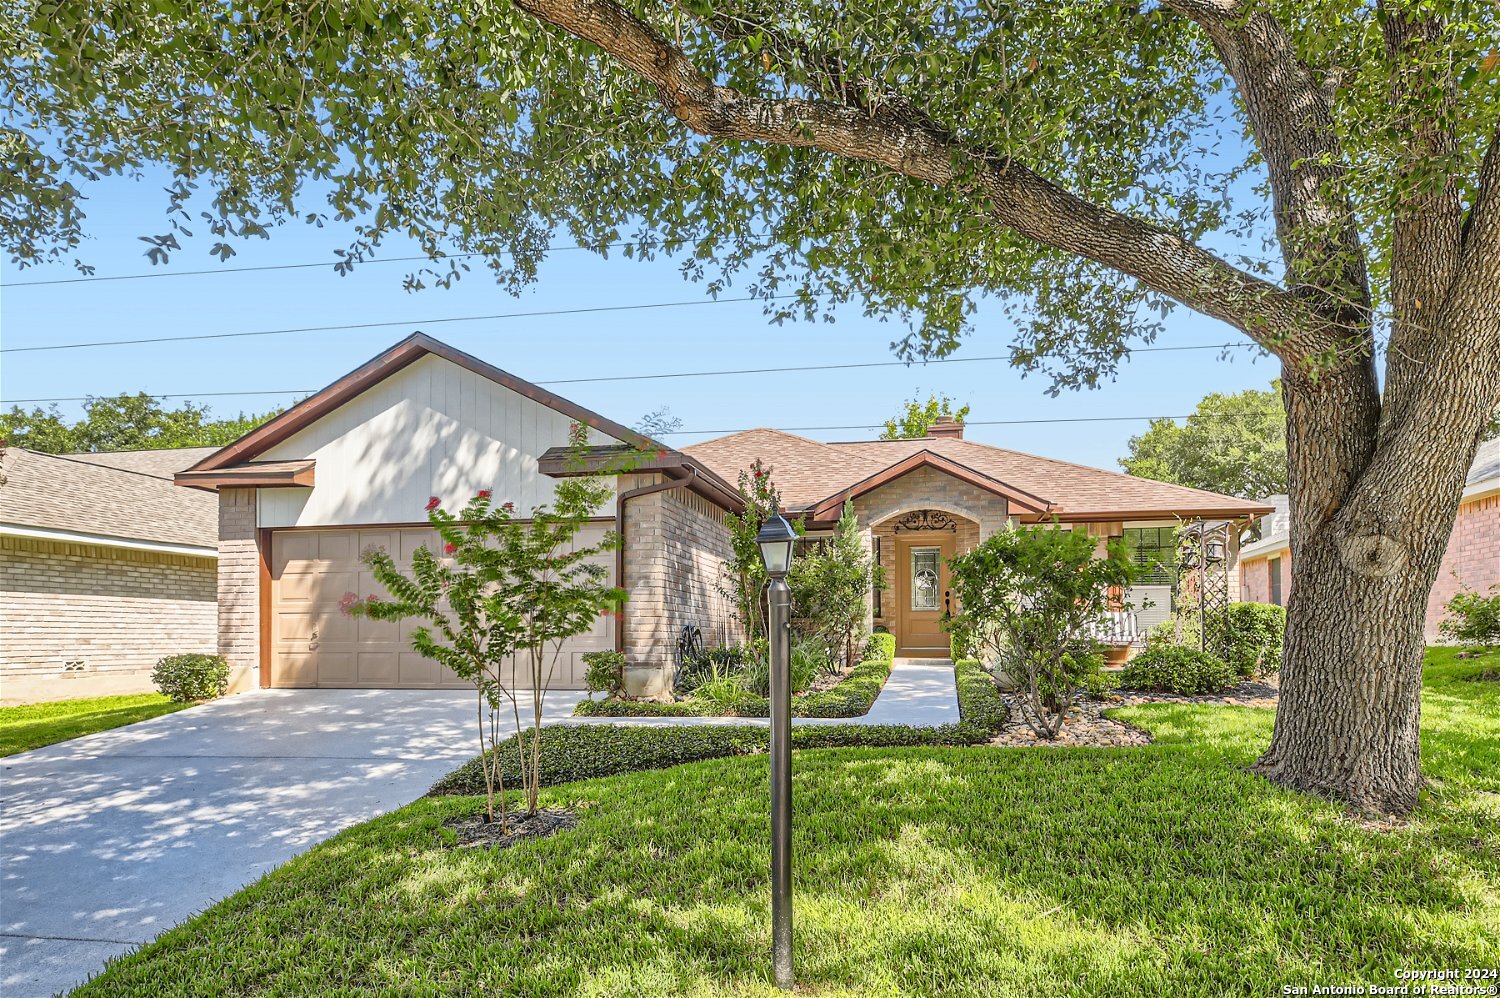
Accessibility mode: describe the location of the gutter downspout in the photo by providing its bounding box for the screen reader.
[614,471,697,655]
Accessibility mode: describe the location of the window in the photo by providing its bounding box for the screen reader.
[911,547,941,611]
[1269,556,1283,606]
[1122,527,1177,585]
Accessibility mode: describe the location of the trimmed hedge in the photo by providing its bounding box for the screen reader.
[436,660,1011,796]
[573,656,894,719]
[1119,645,1239,695]
[1220,602,1285,677]
[572,699,708,717]
[866,632,896,662]
[953,659,1009,731]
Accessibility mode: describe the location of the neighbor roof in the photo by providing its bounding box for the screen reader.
[683,429,1273,521]
[1,447,218,551]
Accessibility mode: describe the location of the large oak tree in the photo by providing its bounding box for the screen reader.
[4,0,1497,813]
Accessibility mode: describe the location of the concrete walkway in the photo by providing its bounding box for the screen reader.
[0,689,578,998]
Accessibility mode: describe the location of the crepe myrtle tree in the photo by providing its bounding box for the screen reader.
[350,473,623,826]
[8,1,1500,812]
[947,524,1142,738]
[347,490,524,829]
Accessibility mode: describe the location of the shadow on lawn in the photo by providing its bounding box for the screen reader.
[74,702,1500,998]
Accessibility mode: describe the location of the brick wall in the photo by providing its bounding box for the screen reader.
[1426,492,1500,641]
[1241,549,1290,606]
[620,476,738,683]
[218,488,260,677]
[0,534,215,701]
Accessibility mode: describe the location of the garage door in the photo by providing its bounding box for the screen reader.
[269,527,614,689]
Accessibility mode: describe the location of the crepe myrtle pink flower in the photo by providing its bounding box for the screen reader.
[337,591,359,616]
[476,489,492,501]
[502,501,515,512]
[444,542,457,555]
[425,496,441,512]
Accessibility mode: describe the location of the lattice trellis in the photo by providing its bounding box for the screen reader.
[1178,520,1233,658]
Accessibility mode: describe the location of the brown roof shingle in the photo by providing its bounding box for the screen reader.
[0,448,218,549]
[684,430,1271,520]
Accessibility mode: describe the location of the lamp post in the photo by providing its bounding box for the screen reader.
[755,512,796,991]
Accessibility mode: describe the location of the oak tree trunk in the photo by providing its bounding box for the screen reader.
[1255,323,1499,814]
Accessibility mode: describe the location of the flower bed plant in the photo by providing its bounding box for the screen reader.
[575,634,898,719]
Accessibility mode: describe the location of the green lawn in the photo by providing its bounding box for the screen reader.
[73,650,1500,996]
[0,693,188,757]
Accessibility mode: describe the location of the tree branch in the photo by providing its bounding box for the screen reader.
[1162,0,1371,327]
[511,0,1338,364]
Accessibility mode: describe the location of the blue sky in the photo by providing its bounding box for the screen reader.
[0,169,1280,470]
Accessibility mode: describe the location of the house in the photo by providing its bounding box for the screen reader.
[1,446,222,704]
[177,333,1272,696]
[1241,436,1500,641]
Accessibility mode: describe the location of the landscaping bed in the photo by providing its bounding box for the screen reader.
[71,650,1500,997]
[439,659,1010,796]
[575,636,899,719]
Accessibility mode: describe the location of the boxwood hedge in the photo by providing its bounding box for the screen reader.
[1119,645,1239,695]
[573,656,894,719]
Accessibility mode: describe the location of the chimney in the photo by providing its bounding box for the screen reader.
[927,418,964,440]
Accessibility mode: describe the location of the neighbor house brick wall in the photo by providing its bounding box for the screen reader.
[0,535,215,701]
[218,488,261,679]
[1241,550,1290,606]
[1426,493,1500,641]
[620,475,738,682]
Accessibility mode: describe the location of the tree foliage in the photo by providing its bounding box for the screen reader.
[947,524,1141,738]
[788,499,885,666]
[1120,382,1286,499]
[0,395,280,453]
[880,393,971,440]
[719,459,793,640]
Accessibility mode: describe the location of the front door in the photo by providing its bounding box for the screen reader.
[895,534,956,658]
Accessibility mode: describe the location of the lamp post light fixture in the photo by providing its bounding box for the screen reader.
[755,513,797,991]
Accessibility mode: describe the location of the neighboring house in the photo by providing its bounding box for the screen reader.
[1240,436,1500,641]
[178,333,1271,697]
[1,446,222,704]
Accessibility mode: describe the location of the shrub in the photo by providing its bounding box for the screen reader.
[151,654,230,703]
[572,698,707,717]
[1119,646,1239,695]
[1440,585,1500,650]
[694,675,763,714]
[582,650,626,696]
[866,632,896,662]
[953,659,1009,732]
[1220,603,1286,677]
[792,657,892,717]
[676,644,747,694]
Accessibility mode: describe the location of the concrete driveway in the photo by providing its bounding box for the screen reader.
[0,689,575,997]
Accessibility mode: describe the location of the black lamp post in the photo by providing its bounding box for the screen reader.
[755,512,796,990]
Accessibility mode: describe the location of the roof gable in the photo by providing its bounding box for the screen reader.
[183,333,653,475]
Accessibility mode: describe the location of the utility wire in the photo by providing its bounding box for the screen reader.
[0,293,814,354]
[660,413,1255,436]
[1,341,1259,403]
[0,240,632,287]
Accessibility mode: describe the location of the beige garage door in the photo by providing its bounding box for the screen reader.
[269,527,613,689]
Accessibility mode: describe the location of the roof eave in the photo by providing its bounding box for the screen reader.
[174,461,316,492]
[807,450,1055,521]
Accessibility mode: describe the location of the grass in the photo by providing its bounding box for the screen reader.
[72,650,1499,996]
[0,693,188,756]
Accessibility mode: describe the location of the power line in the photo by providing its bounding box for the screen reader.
[0,240,632,287]
[0,293,815,354]
[0,341,1260,403]
[660,413,1254,436]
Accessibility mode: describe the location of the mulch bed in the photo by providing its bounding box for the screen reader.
[446,808,578,850]
[990,675,1280,748]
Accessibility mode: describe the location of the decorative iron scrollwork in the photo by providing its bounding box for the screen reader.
[893,509,959,532]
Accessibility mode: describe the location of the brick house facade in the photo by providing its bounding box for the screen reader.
[1,447,226,704]
[1240,438,1499,641]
